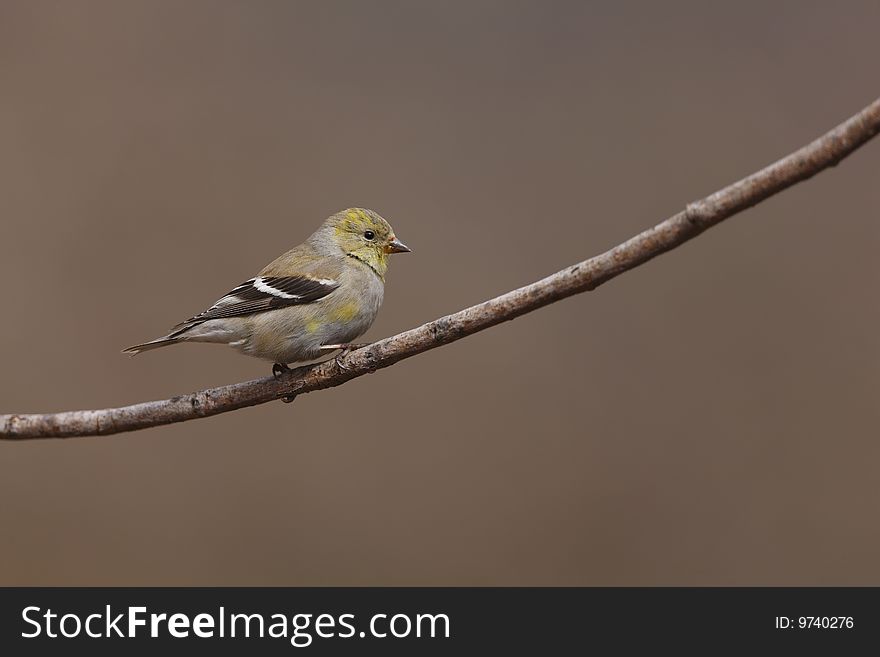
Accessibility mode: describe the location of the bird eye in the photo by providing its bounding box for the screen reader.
[364,230,375,240]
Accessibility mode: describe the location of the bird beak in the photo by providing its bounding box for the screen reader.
[385,236,412,254]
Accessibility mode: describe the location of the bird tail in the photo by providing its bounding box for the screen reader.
[121,335,181,356]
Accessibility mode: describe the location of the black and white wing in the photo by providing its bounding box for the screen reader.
[171,275,339,332]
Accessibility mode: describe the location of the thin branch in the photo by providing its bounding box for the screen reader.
[4,97,880,440]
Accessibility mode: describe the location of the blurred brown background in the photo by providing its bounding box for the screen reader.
[1,1,878,585]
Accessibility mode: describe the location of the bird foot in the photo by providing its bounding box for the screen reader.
[272,363,297,402]
[320,343,370,371]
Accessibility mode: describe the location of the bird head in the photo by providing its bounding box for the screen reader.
[321,208,410,278]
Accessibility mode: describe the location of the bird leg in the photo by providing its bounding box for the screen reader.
[319,343,371,353]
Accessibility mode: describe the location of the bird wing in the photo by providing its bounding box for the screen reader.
[170,275,339,333]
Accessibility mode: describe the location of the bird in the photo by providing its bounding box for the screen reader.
[123,208,411,379]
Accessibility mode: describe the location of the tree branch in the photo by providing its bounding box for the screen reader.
[4,97,880,440]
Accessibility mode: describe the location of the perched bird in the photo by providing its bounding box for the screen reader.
[123,208,410,377]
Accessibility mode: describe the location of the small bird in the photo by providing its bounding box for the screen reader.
[123,208,410,377]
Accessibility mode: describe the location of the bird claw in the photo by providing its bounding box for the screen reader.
[333,343,369,371]
[281,394,297,404]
